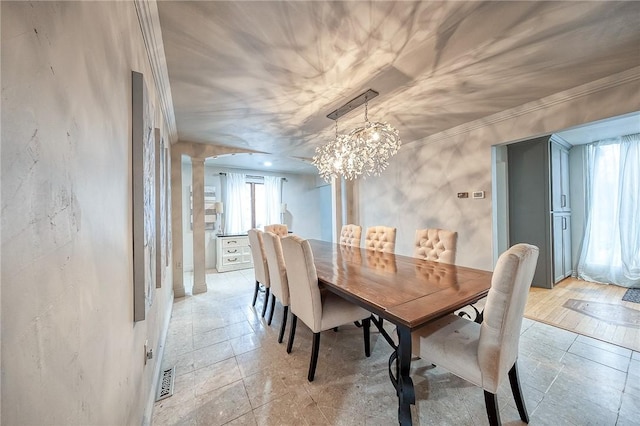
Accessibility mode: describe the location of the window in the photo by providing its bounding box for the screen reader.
[245,182,266,229]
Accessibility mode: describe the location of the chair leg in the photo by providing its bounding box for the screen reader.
[308,332,321,382]
[278,306,288,343]
[509,361,529,423]
[483,390,501,426]
[286,314,297,353]
[261,288,270,317]
[267,294,276,326]
[251,280,260,306]
[363,317,371,357]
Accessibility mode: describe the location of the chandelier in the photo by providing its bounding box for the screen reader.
[312,89,401,182]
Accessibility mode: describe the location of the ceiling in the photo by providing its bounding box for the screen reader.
[157,1,640,174]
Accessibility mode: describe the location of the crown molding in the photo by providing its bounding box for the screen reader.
[134,0,178,144]
[417,66,640,145]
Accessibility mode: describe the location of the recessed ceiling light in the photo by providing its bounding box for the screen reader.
[264,161,272,167]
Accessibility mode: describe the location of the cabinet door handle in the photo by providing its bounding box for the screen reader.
[562,217,567,230]
[561,194,566,208]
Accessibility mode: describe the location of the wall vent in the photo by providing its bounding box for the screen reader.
[155,366,175,402]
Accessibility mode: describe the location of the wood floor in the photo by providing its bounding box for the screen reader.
[525,277,640,352]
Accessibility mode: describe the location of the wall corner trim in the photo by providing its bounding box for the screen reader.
[134,0,179,144]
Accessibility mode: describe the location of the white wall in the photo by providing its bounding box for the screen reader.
[180,163,323,270]
[1,2,173,424]
[358,73,640,271]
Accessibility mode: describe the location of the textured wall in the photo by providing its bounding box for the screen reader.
[1,2,173,424]
[359,74,640,271]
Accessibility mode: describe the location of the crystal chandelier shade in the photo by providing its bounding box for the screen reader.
[312,90,401,182]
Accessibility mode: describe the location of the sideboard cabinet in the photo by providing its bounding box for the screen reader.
[216,235,253,272]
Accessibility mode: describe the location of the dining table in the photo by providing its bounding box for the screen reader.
[308,239,493,426]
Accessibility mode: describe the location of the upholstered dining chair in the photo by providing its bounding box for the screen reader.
[262,231,290,343]
[247,229,270,317]
[411,243,539,426]
[264,223,288,237]
[339,224,362,247]
[364,226,396,253]
[280,235,372,382]
[413,228,458,264]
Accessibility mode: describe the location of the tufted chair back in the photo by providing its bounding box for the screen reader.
[247,229,269,288]
[264,223,288,237]
[413,228,458,264]
[364,226,396,253]
[339,224,362,247]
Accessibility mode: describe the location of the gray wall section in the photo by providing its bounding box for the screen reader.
[1,2,173,425]
[507,137,553,288]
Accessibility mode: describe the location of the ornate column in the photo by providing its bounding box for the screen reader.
[170,146,185,297]
[191,157,207,294]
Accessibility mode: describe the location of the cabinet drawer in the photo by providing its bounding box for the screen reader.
[222,247,242,256]
[221,237,248,248]
[222,255,244,266]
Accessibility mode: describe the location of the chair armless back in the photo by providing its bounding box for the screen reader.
[280,235,323,332]
[478,243,539,392]
[413,228,458,264]
[247,228,269,287]
[264,224,288,237]
[339,224,362,247]
[364,226,396,253]
[263,231,290,306]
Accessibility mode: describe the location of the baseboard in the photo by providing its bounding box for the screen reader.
[141,289,174,426]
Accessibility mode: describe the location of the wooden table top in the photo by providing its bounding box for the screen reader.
[308,239,493,330]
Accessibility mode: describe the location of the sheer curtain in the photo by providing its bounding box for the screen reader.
[264,176,282,225]
[223,172,250,234]
[577,133,640,288]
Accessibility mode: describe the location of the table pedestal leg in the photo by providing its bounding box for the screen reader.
[396,325,415,425]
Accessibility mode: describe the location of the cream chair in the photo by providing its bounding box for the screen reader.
[412,244,539,426]
[339,224,362,247]
[364,226,396,253]
[262,231,290,343]
[413,228,458,264]
[247,229,270,317]
[281,235,372,382]
[264,223,288,237]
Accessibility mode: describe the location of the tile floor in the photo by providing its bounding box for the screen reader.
[152,269,640,425]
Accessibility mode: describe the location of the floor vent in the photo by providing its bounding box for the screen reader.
[155,366,175,402]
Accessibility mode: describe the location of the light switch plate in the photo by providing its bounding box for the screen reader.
[472,191,485,199]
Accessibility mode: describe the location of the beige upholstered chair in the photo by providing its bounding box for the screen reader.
[247,229,270,317]
[264,224,288,237]
[262,231,290,343]
[412,244,539,426]
[364,226,396,253]
[281,235,372,381]
[413,228,458,264]
[339,224,362,247]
